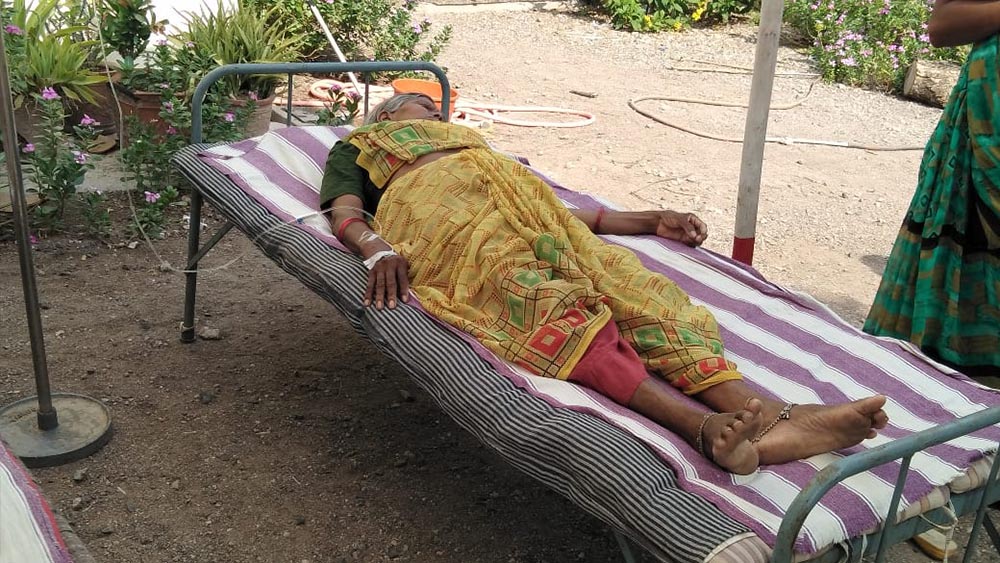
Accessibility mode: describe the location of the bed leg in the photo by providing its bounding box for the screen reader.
[181,190,204,343]
[612,530,639,563]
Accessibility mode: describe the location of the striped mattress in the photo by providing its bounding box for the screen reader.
[172,126,1000,562]
[0,440,73,563]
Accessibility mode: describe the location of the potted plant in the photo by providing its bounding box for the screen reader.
[6,0,104,142]
[178,0,307,137]
[96,0,170,140]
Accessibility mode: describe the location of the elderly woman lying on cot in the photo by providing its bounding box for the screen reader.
[320,93,889,475]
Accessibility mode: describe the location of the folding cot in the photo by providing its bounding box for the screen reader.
[171,62,1000,563]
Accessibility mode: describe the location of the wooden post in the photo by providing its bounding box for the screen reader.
[732,0,785,265]
[903,59,961,108]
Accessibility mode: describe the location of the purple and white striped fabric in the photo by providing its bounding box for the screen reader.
[0,441,72,563]
[197,126,1000,555]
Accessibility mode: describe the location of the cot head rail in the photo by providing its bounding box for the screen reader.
[773,405,1000,563]
[189,61,453,144]
[180,61,450,344]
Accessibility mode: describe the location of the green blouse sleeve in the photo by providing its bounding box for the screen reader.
[319,141,365,209]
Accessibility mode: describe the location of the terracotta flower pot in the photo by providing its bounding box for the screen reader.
[68,77,121,139]
[13,103,46,144]
[230,92,277,138]
[118,88,171,147]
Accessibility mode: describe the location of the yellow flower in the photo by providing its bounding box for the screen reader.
[673,20,683,31]
[692,0,708,21]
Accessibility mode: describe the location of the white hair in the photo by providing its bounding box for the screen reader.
[364,93,435,125]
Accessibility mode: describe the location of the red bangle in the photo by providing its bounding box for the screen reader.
[593,207,606,234]
[336,217,367,240]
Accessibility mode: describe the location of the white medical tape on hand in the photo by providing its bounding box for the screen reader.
[357,231,383,245]
[363,250,398,270]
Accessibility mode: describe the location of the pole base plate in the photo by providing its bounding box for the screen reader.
[0,393,113,468]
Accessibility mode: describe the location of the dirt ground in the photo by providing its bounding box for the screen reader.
[2,2,999,563]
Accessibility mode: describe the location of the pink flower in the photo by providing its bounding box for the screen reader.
[144,191,161,204]
[167,126,178,135]
[22,143,35,153]
[329,83,342,93]
[185,41,195,48]
[163,101,174,112]
[73,151,88,164]
[154,38,168,47]
[41,87,59,101]
[223,112,235,122]
[28,234,38,245]
[79,114,99,127]
[4,24,23,35]
[412,23,422,34]
[347,91,361,102]
[248,91,258,101]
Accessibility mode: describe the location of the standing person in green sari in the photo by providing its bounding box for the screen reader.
[865,2,1000,379]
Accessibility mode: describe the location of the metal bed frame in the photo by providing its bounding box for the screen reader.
[178,62,1000,563]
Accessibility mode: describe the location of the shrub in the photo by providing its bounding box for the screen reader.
[784,0,967,91]
[246,0,452,78]
[316,85,361,126]
[177,0,307,99]
[584,0,755,32]
[21,88,100,232]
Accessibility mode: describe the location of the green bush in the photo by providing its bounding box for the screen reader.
[784,0,967,91]
[245,0,451,73]
[584,0,755,32]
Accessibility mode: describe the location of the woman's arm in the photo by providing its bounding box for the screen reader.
[927,0,1000,47]
[328,194,410,310]
[570,208,708,246]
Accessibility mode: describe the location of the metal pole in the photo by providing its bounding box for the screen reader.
[0,27,58,430]
[732,0,785,265]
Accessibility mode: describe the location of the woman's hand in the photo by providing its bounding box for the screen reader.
[654,211,708,246]
[365,253,410,310]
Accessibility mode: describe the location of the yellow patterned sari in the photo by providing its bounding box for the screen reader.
[349,120,741,393]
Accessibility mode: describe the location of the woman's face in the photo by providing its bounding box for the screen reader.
[381,97,441,122]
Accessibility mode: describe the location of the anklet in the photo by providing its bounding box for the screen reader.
[695,412,717,457]
[752,403,796,444]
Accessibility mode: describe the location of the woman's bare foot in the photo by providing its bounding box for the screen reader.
[754,395,889,465]
[701,399,764,474]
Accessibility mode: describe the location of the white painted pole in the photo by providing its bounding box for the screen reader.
[732,0,785,265]
[306,0,364,96]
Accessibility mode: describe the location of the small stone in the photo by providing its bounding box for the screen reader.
[127,241,139,249]
[198,327,222,340]
[387,542,408,559]
[170,479,181,490]
[198,391,216,404]
[399,390,414,402]
[72,469,87,483]
[71,497,84,510]
[282,530,291,538]
[294,516,306,526]
[85,368,95,375]
[101,527,114,536]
